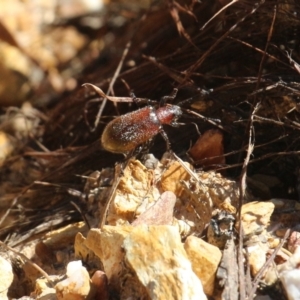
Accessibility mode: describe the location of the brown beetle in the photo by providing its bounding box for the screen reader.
[101,104,182,153]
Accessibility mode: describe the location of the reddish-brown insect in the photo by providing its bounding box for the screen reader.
[101,104,182,153]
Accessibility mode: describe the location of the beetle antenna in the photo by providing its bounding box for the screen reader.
[183,107,226,131]
[177,88,212,106]
[120,78,131,93]
[160,88,178,106]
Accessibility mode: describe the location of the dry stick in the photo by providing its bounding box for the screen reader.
[237,103,259,300]
[82,84,151,104]
[172,0,196,20]
[250,81,300,97]
[285,49,300,74]
[0,241,54,287]
[70,201,91,230]
[254,115,300,130]
[92,40,132,130]
[217,149,300,172]
[249,228,291,299]
[254,4,277,96]
[200,0,238,30]
[168,0,197,48]
[143,55,189,85]
[172,152,204,187]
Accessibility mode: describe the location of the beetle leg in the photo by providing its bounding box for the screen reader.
[130,91,138,104]
[159,128,171,151]
[170,121,184,127]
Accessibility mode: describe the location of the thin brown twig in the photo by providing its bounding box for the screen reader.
[92,41,132,131]
[168,0,197,49]
[82,83,153,104]
[254,115,300,130]
[200,0,239,30]
[254,3,278,96]
[172,152,204,187]
[143,55,190,85]
[249,80,300,96]
[238,102,260,299]
[216,149,300,171]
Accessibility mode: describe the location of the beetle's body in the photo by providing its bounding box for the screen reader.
[101,105,182,153]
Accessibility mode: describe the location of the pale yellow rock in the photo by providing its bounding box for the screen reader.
[107,159,161,225]
[44,222,88,249]
[184,236,222,296]
[247,242,267,276]
[74,232,92,261]
[267,236,281,249]
[195,171,239,210]
[55,261,90,300]
[74,233,102,274]
[84,226,132,286]
[160,161,191,196]
[34,276,57,300]
[0,256,13,299]
[85,226,208,299]
[123,225,207,300]
[238,201,275,236]
[237,201,275,278]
